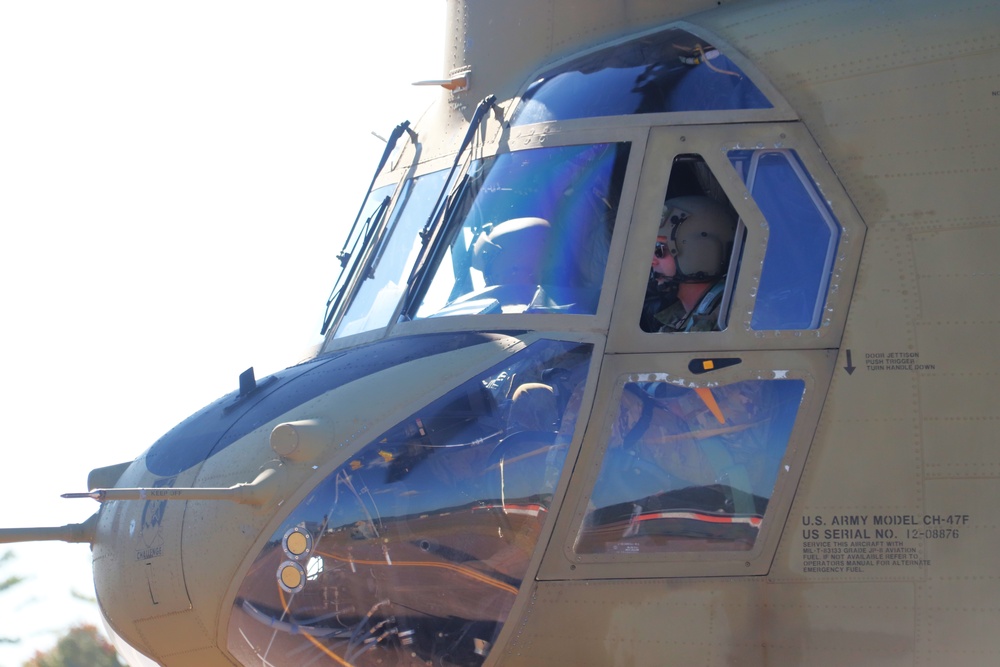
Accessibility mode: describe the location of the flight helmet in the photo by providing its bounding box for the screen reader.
[659,195,736,282]
[472,217,552,285]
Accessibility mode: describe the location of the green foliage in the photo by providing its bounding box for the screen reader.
[0,573,27,594]
[2,553,119,663]
[23,625,123,667]
[69,589,96,604]
[0,550,25,595]
[1,551,23,645]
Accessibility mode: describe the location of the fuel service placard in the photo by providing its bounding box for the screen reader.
[797,513,968,574]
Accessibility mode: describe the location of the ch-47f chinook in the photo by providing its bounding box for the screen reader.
[4,0,1000,665]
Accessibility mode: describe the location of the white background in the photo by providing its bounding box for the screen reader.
[0,2,444,664]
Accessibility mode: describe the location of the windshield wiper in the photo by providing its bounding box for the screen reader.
[321,121,413,335]
[321,196,391,335]
[400,95,496,319]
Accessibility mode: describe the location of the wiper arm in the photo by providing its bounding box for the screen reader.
[321,121,414,335]
[336,120,412,268]
[419,95,496,243]
[401,95,497,318]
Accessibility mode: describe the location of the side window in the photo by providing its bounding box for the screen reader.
[576,377,804,554]
[641,154,741,334]
[728,149,842,330]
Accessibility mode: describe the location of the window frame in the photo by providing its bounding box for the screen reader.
[538,348,835,580]
[386,125,650,339]
[509,24,776,127]
[507,20,797,134]
[607,122,865,354]
[732,148,844,331]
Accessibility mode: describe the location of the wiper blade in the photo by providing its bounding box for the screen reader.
[321,121,413,335]
[336,121,412,268]
[401,95,496,318]
[419,95,496,243]
[320,195,391,335]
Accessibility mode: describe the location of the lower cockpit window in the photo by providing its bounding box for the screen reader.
[411,142,630,319]
[228,340,592,667]
[576,377,803,555]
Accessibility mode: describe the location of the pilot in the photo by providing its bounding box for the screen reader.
[648,195,736,333]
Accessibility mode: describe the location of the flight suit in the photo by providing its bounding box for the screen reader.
[653,280,726,332]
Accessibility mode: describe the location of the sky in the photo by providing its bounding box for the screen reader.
[0,3,445,664]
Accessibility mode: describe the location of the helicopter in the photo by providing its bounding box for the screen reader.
[3,0,1000,665]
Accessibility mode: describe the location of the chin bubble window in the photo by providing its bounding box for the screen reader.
[228,340,592,667]
[576,378,803,555]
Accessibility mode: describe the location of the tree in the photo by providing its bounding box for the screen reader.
[1,550,26,645]
[23,625,123,667]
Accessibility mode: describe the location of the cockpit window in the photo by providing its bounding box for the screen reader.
[641,154,740,334]
[411,142,630,319]
[335,169,450,338]
[322,183,396,335]
[510,27,771,127]
[728,149,843,330]
[577,377,804,555]
[228,340,593,667]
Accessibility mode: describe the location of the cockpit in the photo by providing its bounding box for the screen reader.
[223,22,862,667]
[329,140,629,337]
[321,27,786,341]
[321,24,849,346]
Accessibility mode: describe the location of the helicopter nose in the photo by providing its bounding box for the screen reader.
[225,338,591,666]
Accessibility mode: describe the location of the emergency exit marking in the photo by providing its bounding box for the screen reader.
[862,351,936,372]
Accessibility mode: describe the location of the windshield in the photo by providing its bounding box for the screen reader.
[410,142,631,319]
[321,184,396,334]
[335,169,451,338]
